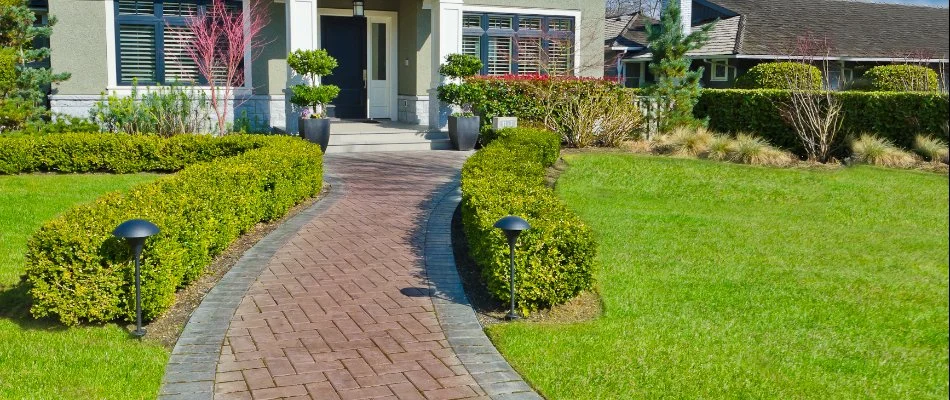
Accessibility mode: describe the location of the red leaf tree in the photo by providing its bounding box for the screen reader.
[179,0,269,136]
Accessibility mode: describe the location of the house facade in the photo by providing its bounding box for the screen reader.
[45,0,605,132]
[606,0,950,90]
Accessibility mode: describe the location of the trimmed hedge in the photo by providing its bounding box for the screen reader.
[735,62,823,90]
[18,134,323,325]
[863,65,940,92]
[694,89,950,153]
[460,127,596,313]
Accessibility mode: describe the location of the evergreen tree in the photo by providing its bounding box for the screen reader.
[645,1,714,131]
[0,0,70,130]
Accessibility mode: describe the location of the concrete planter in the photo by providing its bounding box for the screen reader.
[448,115,480,151]
[299,117,331,153]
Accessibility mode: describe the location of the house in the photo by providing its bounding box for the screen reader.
[606,0,950,90]
[42,0,605,133]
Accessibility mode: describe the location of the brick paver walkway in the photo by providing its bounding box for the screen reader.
[213,152,486,400]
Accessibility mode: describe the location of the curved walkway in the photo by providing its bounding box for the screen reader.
[160,152,539,400]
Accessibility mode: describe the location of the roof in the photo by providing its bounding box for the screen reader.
[608,0,950,60]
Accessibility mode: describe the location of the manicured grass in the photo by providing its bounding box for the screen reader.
[487,155,949,399]
[0,174,169,399]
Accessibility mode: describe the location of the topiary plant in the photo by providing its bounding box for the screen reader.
[439,53,482,79]
[287,49,341,118]
[863,64,939,92]
[437,53,484,116]
[735,62,822,90]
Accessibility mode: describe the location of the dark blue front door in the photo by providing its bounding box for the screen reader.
[321,16,367,119]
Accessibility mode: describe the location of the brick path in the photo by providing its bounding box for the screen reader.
[213,152,487,400]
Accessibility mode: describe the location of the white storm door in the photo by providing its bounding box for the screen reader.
[367,19,394,119]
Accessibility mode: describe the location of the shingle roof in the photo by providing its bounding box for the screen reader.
[608,0,950,60]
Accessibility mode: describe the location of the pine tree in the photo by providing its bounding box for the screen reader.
[0,0,70,130]
[645,1,714,131]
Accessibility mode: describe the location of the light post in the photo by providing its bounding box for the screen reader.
[493,215,530,320]
[113,219,160,338]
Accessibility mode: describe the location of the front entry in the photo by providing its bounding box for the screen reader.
[321,16,367,119]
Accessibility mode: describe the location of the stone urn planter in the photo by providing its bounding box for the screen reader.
[448,115,480,151]
[299,117,331,153]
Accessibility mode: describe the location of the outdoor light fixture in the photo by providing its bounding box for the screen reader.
[352,1,364,17]
[113,219,160,338]
[493,215,530,320]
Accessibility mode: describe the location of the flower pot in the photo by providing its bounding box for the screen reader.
[448,115,480,151]
[299,117,331,153]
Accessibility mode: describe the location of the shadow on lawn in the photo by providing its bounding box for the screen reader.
[0,280,70,332]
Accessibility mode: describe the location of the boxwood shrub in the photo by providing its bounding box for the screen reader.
[735,62,823,90]
[694,89,950,153]
[460,127,596,313]
[863,65,940,92]
[18,134,323,325]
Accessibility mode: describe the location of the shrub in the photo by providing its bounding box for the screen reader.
[850,135,918,168]
[460,127,596,313]
[694,89,950,154]
[287,49,340,118]
[89,83,211,136]
[731,134,795,166]
[863,65,939,92]
[706,134,736,161]
[735,62,823,90]
[465,75,641,147]
[21,134,323,325]
[914,135,949,163]
[439,53,482,79]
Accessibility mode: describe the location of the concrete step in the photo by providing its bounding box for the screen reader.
[328,131,448,145]
[325,139,453,153]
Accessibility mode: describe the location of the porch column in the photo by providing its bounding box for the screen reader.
[285,0,319,133]
[427,0,464,130]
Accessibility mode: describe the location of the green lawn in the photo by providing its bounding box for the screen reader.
[487,155,949,399]
[0,174,169,399]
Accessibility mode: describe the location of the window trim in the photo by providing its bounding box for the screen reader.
[111,0,245,87]
[710,59,729,82]
[461,11,576,76]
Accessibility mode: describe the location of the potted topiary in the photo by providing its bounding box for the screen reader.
[287,49,341,153]
[437,54,483,151]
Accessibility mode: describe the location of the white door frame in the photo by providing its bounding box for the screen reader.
[318,8,399,121]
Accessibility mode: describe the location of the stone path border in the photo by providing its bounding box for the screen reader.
[423,182,542,400]
[158,178,344,400]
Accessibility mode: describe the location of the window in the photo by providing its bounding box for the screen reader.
[710,59,728,81]
[462,12,575,76]
[114,0,241,85]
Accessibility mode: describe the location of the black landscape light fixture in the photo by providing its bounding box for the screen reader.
[352,1,364,17]
[493,215,530,320]
[113,219,160,338]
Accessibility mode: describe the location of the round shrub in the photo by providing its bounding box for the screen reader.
[735,62,822,90]
[863,64,939,92]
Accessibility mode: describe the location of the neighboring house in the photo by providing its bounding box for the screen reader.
[42,0,605,132]
[606,0,950,90]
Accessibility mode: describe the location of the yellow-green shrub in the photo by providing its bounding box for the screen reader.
[460,127,596,313]
[23,134,323,325]
[735,62,822,90]
[863,65,939,92]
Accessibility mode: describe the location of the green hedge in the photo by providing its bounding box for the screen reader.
[460,127,596,313]
[19,134,323,325]
[735,62,823,90]
[694,89,950,153]
[863,65,940,92]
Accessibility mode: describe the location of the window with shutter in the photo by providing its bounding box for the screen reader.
[163,25,199,82]
[487,36,512,76]
[462,35,480,59]
[517,38,540,75]
[163,0,199,17]
[518,17,542,31]
[117,0,152,15]
[118,24,157,82]
[488,16,512,30]
[546,39,572,76]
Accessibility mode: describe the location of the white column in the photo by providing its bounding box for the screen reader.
[285,0,319,133]
[428,0,464,130]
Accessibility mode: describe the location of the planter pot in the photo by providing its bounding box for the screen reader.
[448,115,480,151]
[299,117,331,153]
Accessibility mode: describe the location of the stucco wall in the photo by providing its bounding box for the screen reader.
[397,0,432,96]
[49,0,110,95]
[254,1,287,95]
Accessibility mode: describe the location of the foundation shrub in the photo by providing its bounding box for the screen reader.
[20,134,323,325]
[863,65,940,92]
[735,62,822,90]
[460,127,596,313]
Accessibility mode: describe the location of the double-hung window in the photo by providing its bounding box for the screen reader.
[461,12,575,76]
[114,0,240,85]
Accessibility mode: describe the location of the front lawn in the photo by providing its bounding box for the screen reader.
[487,155,949,398]
[0,174,169,399]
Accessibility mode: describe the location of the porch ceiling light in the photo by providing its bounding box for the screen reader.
[353,1,364,17]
